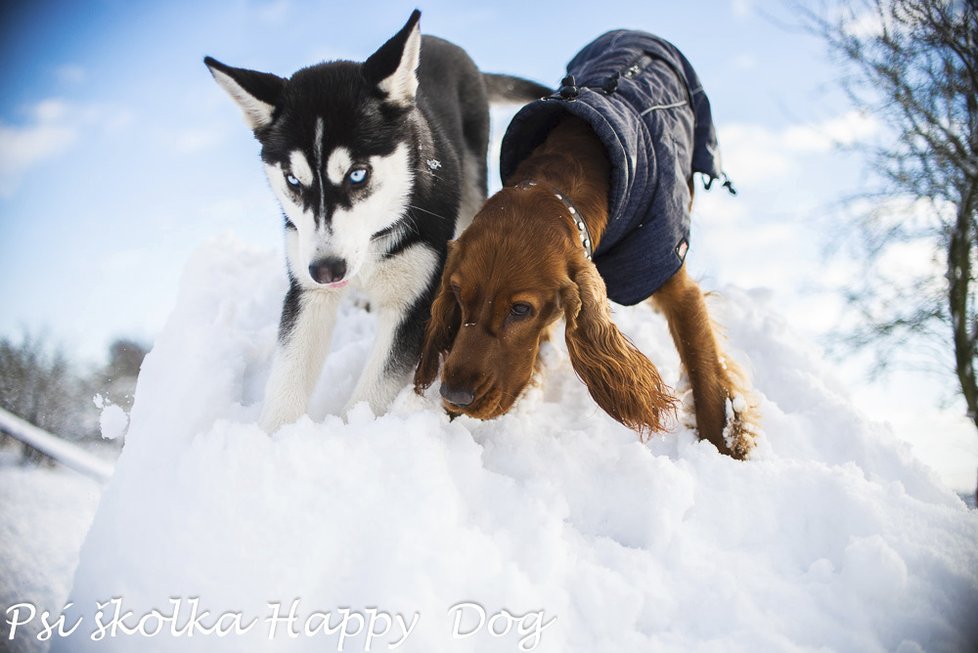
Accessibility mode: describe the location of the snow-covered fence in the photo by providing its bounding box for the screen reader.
[0,407,113,482]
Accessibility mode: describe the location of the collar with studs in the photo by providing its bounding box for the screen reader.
[513,180,594,261]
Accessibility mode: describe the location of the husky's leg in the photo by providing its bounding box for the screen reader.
[346,244,438,414]
[259,282,341,432]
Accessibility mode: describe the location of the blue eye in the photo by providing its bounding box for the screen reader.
[285,173,301,188]
[347,167,369,186]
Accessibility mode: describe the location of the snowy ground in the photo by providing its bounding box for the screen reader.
[0,458,101,653]
[3,236,977,652]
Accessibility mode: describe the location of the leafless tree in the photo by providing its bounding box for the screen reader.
[0,332,147,465]
[0,332,98,462]
[802,0,978,438]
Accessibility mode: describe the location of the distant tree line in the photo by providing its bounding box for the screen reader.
[0,332,147,464]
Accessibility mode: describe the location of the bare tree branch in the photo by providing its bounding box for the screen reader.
[799,0,978,436]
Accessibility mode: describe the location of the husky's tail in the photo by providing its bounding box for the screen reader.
[483,73,551,104]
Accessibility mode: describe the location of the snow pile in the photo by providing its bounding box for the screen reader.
[31,235,978,652]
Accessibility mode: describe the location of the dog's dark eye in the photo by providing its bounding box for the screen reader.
[285,173,302,189]
[347,167,369,187]
[510,303,532,319]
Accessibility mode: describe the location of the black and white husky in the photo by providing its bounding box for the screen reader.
[205,11,547,431]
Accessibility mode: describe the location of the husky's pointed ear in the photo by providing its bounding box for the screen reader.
[204,56,285,131]
[362,10,422,107]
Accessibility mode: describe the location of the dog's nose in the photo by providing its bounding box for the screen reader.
[439,383,474,407]
[308,257,347,285]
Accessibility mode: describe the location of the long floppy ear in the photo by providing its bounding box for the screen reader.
[204,56,285,131]
[562,260,676,438]
[414,248,461,393]
[362,10,422,107]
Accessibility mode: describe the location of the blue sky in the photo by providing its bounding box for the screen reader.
[1,0,974,490]
[0,0,850,354]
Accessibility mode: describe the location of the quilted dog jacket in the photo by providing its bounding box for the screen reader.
[499,30,728,305]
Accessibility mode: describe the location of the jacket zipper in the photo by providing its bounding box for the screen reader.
[622,53,654,79]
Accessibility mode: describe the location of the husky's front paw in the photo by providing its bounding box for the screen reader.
[258,398,306,433]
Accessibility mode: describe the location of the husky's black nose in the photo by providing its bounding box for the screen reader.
[308,257,347,285]
[439,383,474,408]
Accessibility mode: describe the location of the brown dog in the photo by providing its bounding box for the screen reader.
[415,29,759,457]
[414,114,758,458]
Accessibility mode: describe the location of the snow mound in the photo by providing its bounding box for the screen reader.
[49,236,977,652]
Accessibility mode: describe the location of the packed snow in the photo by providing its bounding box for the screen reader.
[4,235,975,652]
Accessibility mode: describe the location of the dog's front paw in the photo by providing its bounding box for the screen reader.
[258,411,286,434]
[722,391,760,460]
[258,398,306,434]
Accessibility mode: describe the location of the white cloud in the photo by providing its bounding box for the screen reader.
[851,194,953,233]
[252,0,290,24]
[842,7,885,38]
[172,128,225,154]
[783,111,879,152]
[731,0,752,18]
[0,99,131,198]
[0,100,79,198]
[56,64,87,85]
[714,123,793,184]
[875,236,942,285]
[718,111,879,184]
[32,99,69,122]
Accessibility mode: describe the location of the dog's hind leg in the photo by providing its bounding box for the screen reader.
[651,265,759,459]
[259,283,341,432]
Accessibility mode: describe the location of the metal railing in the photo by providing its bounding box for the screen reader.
[0,407,114,482]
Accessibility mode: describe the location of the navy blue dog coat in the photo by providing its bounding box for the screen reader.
[500,30,730,306]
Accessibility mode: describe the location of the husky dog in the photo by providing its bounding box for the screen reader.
[205,11,547,431]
